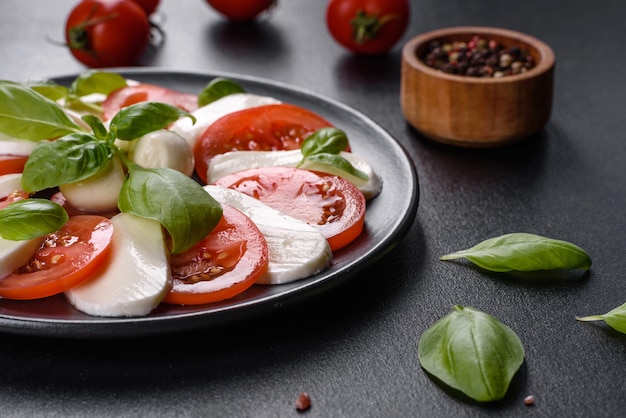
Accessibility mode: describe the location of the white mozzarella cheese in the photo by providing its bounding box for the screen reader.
[170,93,281,147]
[207,149,383,200]
[129,129,195,176]
[65,213,172,317]
[58,156,125,213]
[203,185,332,285]
[0,135,37,156]
[0,173,24,197]
[0,236,44,280]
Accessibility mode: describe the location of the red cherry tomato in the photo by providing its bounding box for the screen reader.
[164,204,269,305]
[0,215,114,300]
[65,0,151,68]
[0,155,28,176]
[130,0,160,15]
[193,103,336,183]
[101,83,199,120]
[326,0,410,54]
[205,0,276,21]
[216,167,366,251]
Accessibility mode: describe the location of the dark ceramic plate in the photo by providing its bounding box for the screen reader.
[0,69,419,338]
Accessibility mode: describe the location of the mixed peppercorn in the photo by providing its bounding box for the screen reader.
[421,35,536,78]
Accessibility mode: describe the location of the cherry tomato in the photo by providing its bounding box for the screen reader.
[193,103,336,183]
[101,83,199,120]
[216,167,366,251]
[164,204,268,305]
[0,155,28,176]
[0,215,114,300]
[65,0,151,68]
[205,0,276,21]
[130,0,160,15]
[326,0,410,54]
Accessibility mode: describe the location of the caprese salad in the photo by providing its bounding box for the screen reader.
[0,71,382,318]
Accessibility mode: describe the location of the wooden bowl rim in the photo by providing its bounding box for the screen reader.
[402,26,555,83]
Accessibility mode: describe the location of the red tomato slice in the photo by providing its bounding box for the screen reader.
[102,83,198,120]
[193,103,338,183]
[0,215,114,300]
[164,204,268,305]
[0,190,29,211]
[215,167,366,251]
[0,155,28,175]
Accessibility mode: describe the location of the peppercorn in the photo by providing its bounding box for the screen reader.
[421,35,536,78]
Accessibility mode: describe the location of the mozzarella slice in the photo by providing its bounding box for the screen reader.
[129,129,195,176]
[58,156,125,213]
[0,135,36,156]
[170,93,281,147]
[204,185,332,285]
[0,236,44,280]
[65,213,171,317]
[0,173,24,196]
[207,149,383,200]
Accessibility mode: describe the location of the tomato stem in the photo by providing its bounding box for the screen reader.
[350,10,401,45]
[67,4,120,51]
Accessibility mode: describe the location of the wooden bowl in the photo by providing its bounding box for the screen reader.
[401,26,555,147]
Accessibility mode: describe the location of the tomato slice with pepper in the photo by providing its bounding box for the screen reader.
[0,215,114,300]
[193,103,339,183]
[164,204,268,305]
[102,83,199,120]
[0,155,28,176]
[215,167,366,251]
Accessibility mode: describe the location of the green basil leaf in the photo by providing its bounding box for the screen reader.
[0,80,84,141]
[440,233,592,272]
[21,133,112,192]
[300,127,349,158]
[300,153,369,181]
[577,302,626,334]
[70,70,127,97]
[81,115,108,141]
[110,102,196,140]
[0,199,68,240]
[418,305,525,402]
[198,77,245,107]
[29,80,69,102]
[118,165,223,254]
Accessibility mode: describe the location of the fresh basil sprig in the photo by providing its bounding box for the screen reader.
[0,199,68,240]
[118,164,223,254]
[110,102,196,141]
[440,233,592,272]
[198,77,245,107]
[297,127,368,181]
[418,305,525,402]
[577,302,626,334]
[0,80,85,141]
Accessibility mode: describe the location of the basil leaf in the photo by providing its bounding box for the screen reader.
[440,233,592,272]
[0,80,84,141]
[300,127,349,158]
[82,115,108,141]
[0,199,68,240]
[300,154,369,181]
[118,165,223,254]
[418,305,525,402]
[110,102,196,140]
[29,80,69,101]
[577,302,626,334]
[198,77,245,107]
[21,133,112,192]
[70,70,127,96]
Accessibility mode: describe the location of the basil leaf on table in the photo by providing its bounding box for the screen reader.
[118,164,223,254]
[418,305,525,402]
[0,80,85,141]
[577,302,626,334]
[440,233,592,272]
[21,133,113,193]
[0,199,68,240]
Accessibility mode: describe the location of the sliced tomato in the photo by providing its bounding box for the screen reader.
[0,215,114,300]
[193,103,338,183]
[164,204,268,305]
[215,167,366,251]
[0,190,29,211]
[102,83,199,120]
[0,155,28,175]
